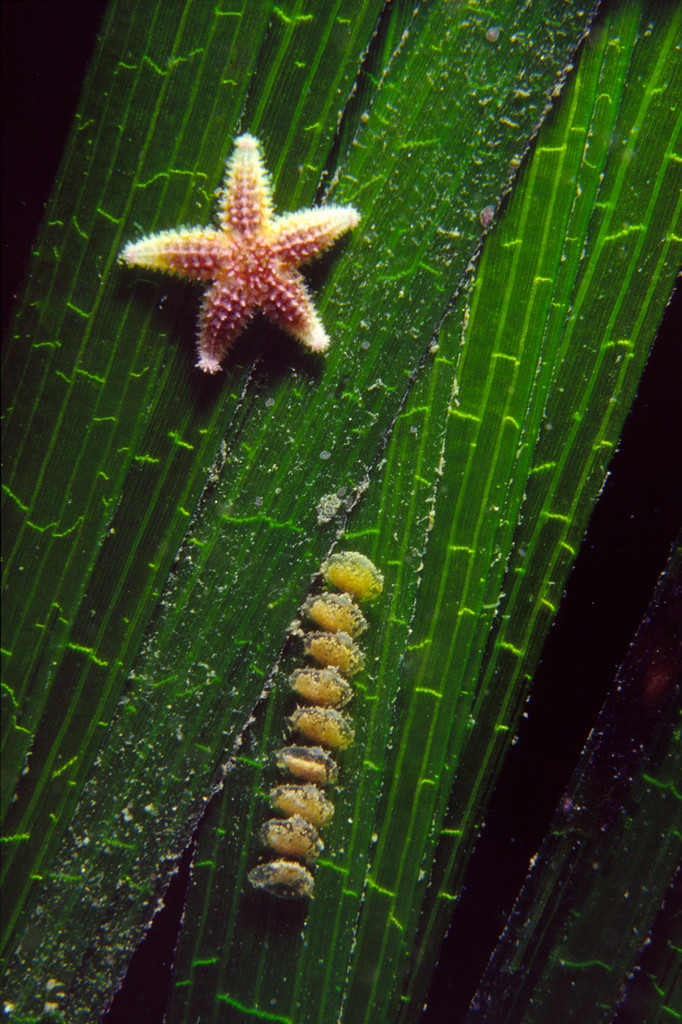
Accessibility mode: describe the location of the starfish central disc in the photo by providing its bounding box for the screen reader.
[121,134,359,373]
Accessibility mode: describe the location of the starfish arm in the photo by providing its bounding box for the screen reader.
[270,205,360,266]
[217,134,273,236]
[120,227,223,281]
[261,268,330,353]
[195,280,254,373]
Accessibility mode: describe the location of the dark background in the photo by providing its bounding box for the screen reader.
[2,2,680,1021]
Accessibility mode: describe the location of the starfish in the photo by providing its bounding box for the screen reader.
[121,134,359,373]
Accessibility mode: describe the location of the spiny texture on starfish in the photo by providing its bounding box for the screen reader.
[121,134,360,373]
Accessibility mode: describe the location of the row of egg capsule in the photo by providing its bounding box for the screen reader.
[248,551,383,899]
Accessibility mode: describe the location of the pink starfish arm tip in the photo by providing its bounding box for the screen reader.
[234,133,260,150]
[120,241,138,264]
[305,326,330,352]
[196,353,223,374]
[294,310,331,353]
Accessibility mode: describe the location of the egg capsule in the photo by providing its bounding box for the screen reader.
[289,706,355,750]
[276,745,339,785]
[269,784,335,828]
[248,859,314,899]
[259,814,323,864]
[289,667,354,708]
[321,551,384,603]
[302,592,367,637]
[304,631,365,676]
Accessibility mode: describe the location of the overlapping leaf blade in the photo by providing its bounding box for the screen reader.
[398,6,682,1014]
[463,541,682,1024]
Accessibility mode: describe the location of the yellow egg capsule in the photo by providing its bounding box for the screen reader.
[302,592,367,637]
[276,745,339,785]
[289,667,354,707]
[259,814,323,864]
[321,551,384,603]
[248,859,314,899]
[270,784,335,828]
[289,706,355,750]
[304,631,365,676]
